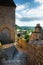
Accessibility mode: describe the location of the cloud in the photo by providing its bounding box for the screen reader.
[16,13,22,18]
[24,4,43,18]
[16,4,25,11]
[16,0,40,11]
[35,0,43,3]
[19,17,43,21]
[15,0,43,26]
[16,19,43,27]
[16,0,41,18]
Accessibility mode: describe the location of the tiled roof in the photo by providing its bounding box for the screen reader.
[0,0,16,7]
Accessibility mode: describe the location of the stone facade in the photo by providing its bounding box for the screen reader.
[0,0,16,44]
[30,24,43,41]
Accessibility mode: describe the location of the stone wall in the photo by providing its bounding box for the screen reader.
[30,32,42,41]
[0,6,16,43]
[27,41,43,65]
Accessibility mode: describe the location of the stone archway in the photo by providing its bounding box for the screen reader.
[0,29,11,44]
[0,24,15,44]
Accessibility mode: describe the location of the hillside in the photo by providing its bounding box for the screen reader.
[20,26,34,30]
[16,25,34,30]
[16,25,21,29]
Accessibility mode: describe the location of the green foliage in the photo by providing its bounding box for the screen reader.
[24,29,33,42]
[24,32,30,43]
[16,25,21,29]
[25,35,30,42]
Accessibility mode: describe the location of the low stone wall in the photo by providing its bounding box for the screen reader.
[27,41,43,65]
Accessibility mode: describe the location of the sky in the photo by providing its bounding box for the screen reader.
[14,0,43,27]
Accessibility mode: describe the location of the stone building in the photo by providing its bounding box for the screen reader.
[0,0,16,44]
[30,24,43,41]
